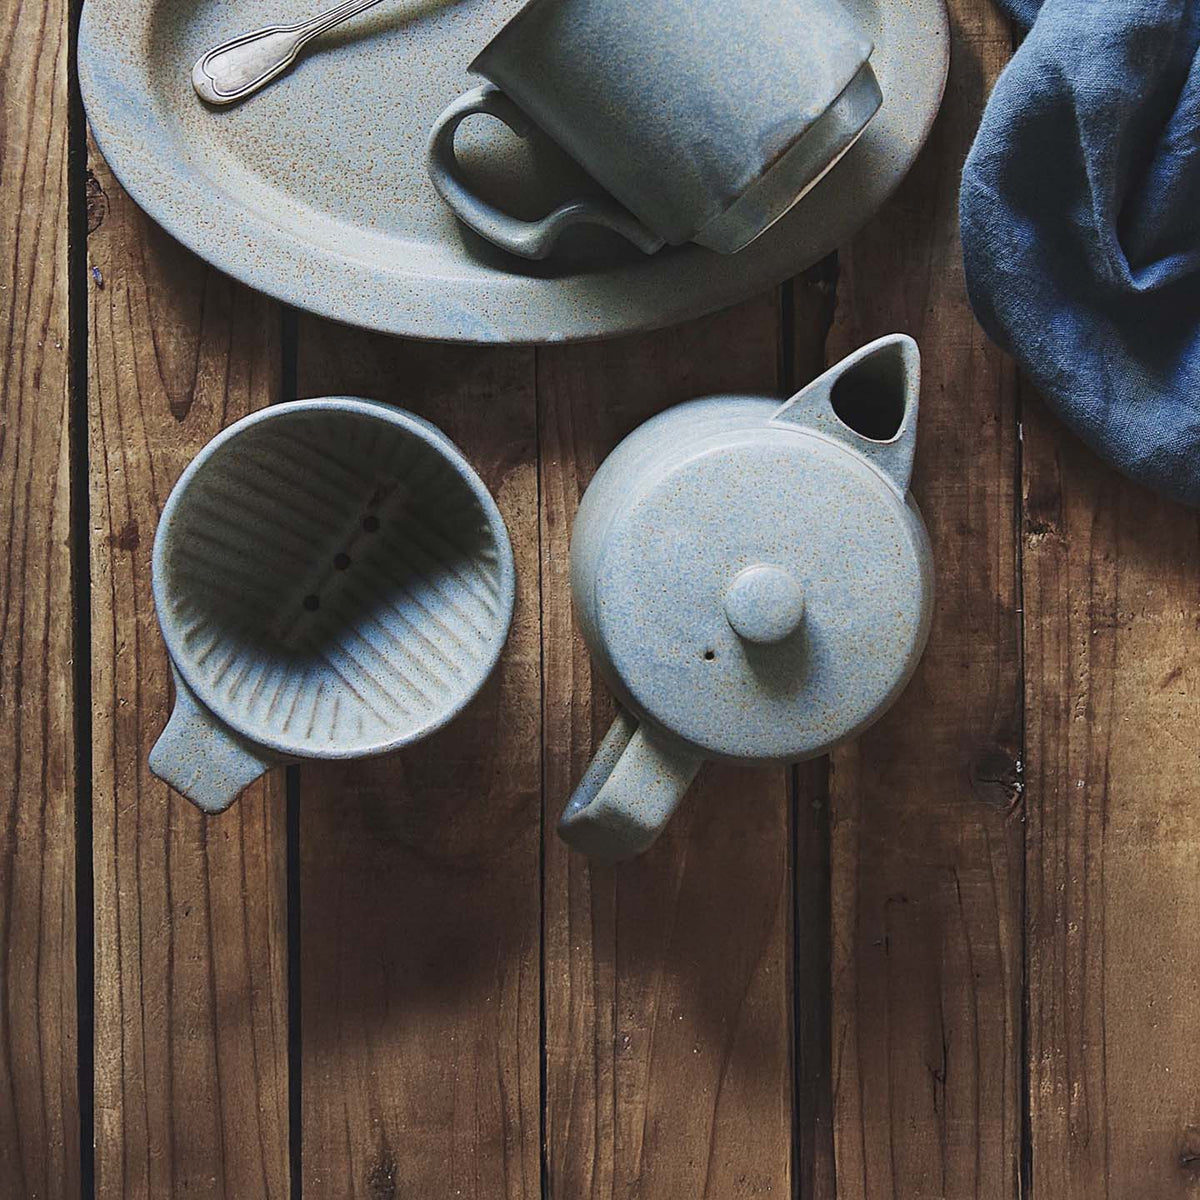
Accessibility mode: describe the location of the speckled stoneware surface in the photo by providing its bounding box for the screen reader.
[427,0,880,259]
[148,398,515,814]
[77,0,948,343]
[559,335,934,859]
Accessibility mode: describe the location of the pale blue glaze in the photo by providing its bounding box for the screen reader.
[559,335,934,860]
[149,398,515,814]
[428,0,881,258]
[77,0,948,342]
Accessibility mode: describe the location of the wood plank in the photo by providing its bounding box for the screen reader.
[819,1,1024,1194]
[794,757,836,1200]
[0,0,78,1187]
[791,260,841,1200]
[1023,393,1200,1198]
[294,325,541,1200]
[87,155,290,1199]
[539,295,796,1199]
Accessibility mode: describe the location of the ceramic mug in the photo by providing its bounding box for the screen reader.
[149,398,515,814]
[427,0,881,260]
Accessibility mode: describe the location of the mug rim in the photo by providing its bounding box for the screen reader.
[152,396,517,761]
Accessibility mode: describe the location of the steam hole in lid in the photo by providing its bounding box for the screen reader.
[362,514,380,532]
[830,342,907,442]
[334,552,351,570]
[303,594,320,611]
[704,649,716,661]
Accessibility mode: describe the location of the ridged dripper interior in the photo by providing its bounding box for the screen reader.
[155,402,513,758]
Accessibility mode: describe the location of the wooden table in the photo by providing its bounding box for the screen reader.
[6,0,1200,1195]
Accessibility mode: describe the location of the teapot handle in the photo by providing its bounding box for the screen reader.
[558,711,703,860]
[771,333,920,492]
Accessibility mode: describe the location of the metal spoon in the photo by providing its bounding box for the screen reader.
[192,0,388,106]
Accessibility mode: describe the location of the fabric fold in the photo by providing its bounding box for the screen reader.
[961,0,1200,505]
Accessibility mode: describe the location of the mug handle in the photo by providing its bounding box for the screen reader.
[558,711,703,860]
[148,664,279,815]
[427,83,665,261]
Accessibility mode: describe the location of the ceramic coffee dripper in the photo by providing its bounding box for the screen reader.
[559,334,934,860]
[149,398,515,814]
[427,0,881,260]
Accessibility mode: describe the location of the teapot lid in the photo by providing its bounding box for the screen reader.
[591,336,933,763]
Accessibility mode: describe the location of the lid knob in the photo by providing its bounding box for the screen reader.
[723,565,805,645]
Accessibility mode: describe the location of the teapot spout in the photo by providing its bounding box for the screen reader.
[772,333,921,492]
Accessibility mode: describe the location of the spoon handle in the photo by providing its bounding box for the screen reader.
[192,0,387,106]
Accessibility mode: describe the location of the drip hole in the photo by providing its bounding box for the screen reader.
[303,594,320,611]
[362,515,380,533]
[334,552,351,570]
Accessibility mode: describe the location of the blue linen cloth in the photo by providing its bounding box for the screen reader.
[960,0,1200,505]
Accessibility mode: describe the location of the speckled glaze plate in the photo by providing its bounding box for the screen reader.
[78,0,948,344]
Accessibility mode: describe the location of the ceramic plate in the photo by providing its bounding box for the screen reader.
[79,0,948,344]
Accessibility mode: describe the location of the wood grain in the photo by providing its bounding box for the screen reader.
[294,325,541,1200]
[0,0,78,1188]
[791,260,841,1200]
[87,154,290,1200]
[1023,392,1200,1199]
[818,3,1024,1195]
[21,0,1200,1193]
[539,295,800,1200]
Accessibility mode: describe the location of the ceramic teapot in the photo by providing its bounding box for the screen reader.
[558,334,934,860]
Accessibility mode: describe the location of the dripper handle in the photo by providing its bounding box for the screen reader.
[149,664,278,814]
[558,711,703,861]
[771,333,921,492]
